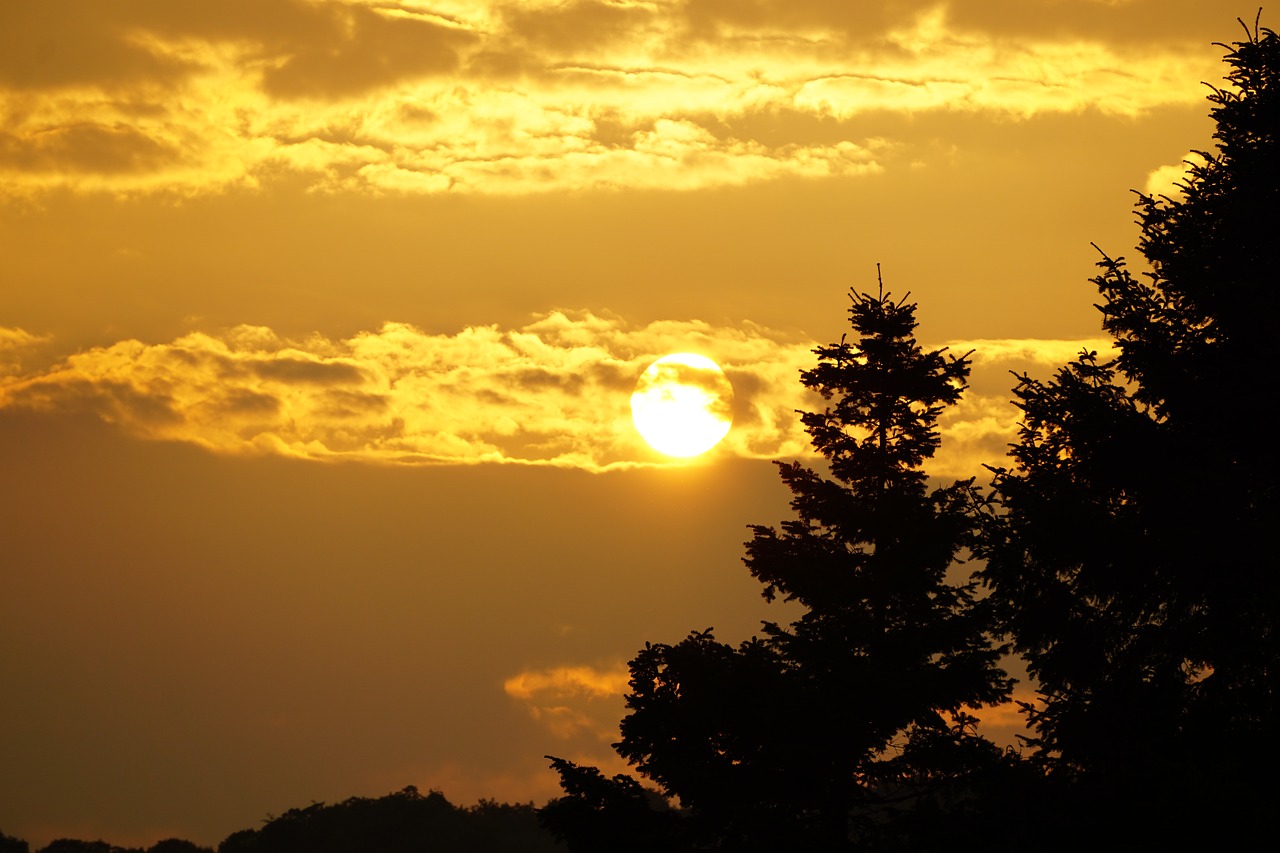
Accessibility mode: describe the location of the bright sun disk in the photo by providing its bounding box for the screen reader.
[631,353,734,458]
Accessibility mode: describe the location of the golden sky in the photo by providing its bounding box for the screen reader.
[0,0,1233,846]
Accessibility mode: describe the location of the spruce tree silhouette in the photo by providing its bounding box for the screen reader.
[974,16,1279,847]
[544,273,1011,852]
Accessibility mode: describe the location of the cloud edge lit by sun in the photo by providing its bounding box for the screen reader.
[0,1,1221,199]
[0,315,1113,478]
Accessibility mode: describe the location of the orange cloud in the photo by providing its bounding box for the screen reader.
[0,326,47,351]
[0,326,51,376]
[503,664,630,701]
[968,686,1040,751]
[503,663,630,741]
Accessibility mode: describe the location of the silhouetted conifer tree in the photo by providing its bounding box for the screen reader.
[545,274,1012,852]
[974,17,1279,846]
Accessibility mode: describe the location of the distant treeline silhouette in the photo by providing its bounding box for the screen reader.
[0,788,563,853]
[542,15,1279,853]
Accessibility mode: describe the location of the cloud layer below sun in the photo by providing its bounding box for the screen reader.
[0,314,1111,476]
[0,0,1222,196]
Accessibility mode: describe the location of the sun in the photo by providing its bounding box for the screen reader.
[631,353,734,457]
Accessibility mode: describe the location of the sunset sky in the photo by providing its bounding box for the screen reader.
[0,0,1239,846]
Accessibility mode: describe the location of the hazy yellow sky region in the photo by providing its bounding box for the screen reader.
[0,0,1242,847]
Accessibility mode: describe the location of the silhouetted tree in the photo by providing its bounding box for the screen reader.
[547,275,1012,852]
[974,17,1279,846]
[36,842,124,853]
[0,831,29,853]
[145,841,211,853]
[538,758,679,852]
[216,786,562,853]
[33,839,211,853]
[20,836,208,853]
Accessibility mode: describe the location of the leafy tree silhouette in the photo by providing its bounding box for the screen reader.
[144,842,211,853]
[0,832,28,853]
[539,758,679,852]
[12,834,213,853]
[35,843,136,853]
[545,274,1012,852]
[216,786,561,853]
[973,15,1279,847]
[0,790,560,853]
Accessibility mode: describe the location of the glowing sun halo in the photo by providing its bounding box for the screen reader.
[631,353,734,458]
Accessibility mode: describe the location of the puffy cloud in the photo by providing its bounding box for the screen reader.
[503,663,630,740]
[503,664,630,701]
[0,123,181,175]
[0,327,51,376]
[1144,151,1209,198]
[0,314,1115,477]
[957,337,1117,366]
[0,313,820,471]
[967,686,1038,750]
[0,326,47,352]
[259,5,478,99]
[930,337,1118,478]
[0,0,1221,196]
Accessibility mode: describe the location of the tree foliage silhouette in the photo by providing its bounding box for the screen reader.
[974,16,1279,843]
[538,757,678,853]
[24,839,213,853]
[545,275,1011,852]
[217,787,561,853]
[0,790,560,853]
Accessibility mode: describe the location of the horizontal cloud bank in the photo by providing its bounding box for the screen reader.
[0,0,1222,196]
[0,316,1110,476]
